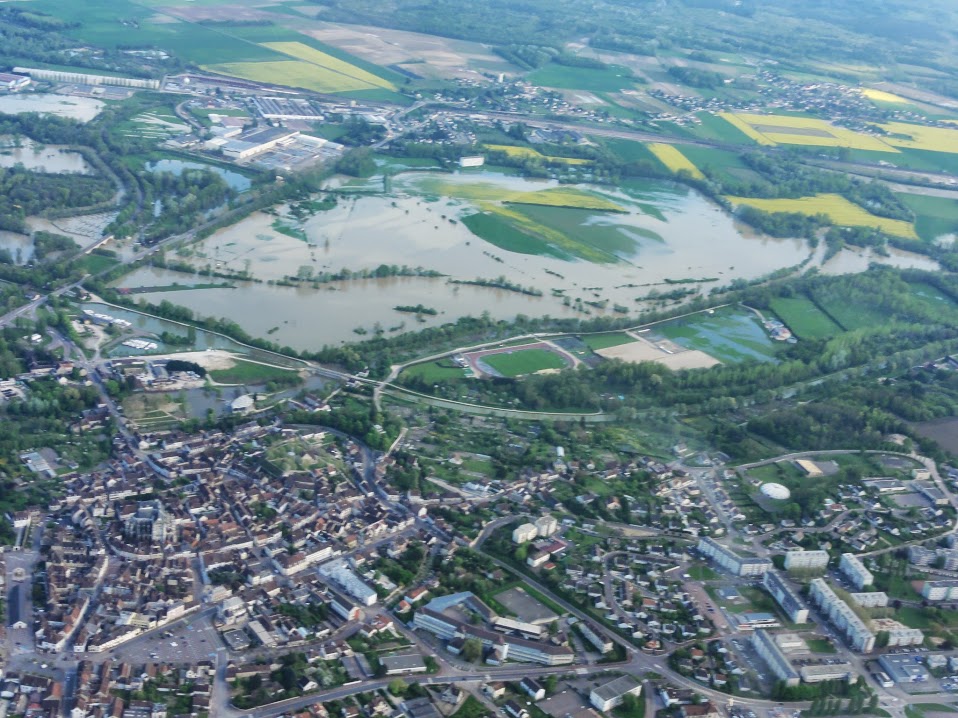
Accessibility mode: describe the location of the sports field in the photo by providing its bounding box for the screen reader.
[581,332,637,350]
[480,347,570,377]
[726,194,918,239]
[647,143,705,179]
[768,296,842,339]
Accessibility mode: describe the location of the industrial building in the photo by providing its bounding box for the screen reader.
[751,629,800,687]
[0,73,31,92]
[839,553,874,590]
[13,67,160,89]
[808,579,875,653]
[589,675,642,712]
[783,549,829,571]
[921,580,958,601]
[878,654,929,684]
[222,127,301,160]
[762,570,810,623]
[799,663,854,683]
[696,537,772,576]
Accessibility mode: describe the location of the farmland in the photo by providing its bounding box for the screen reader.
[647,144,705,180]
[718,113,899,152]
[769,296,842,339]
[527,62,639,92]
[261,42,397,90]
[898,193,958,242]
[726,194,918,239]
[861,88,909,104]
[485,145,591,165]
[481,347,569,377]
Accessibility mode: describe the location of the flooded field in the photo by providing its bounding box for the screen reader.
[112,169,942,350]
[0,93,104,122]
[0,137,92,174]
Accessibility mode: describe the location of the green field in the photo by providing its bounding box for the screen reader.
[483,348,569,377]
[655,307,780,363]
[690,112,758,144]
[907,281,958,314]
[527,62,639,92]
[769,296,843,339]
[899,193,958,242]
[686,564,720,580]
[811,291,889,331]
[680,146,757,184]
[602,138,658,163]
[582,332,637,350]
[208,360,299,385]
[461,212,569,260]
[401,360,470,383]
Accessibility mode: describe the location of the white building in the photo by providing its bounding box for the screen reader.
[458,156,485,168]
[783,549,829,571]
[589,675,642,712]
[762,570,809,623]
[512,523,538,544]
[839,553,874,590]
[922,580,958,601]
[751,629,800,687]
[697,537,771,576]
[534,514,559,538]
[871,618,923,647]
[809,579,875,653]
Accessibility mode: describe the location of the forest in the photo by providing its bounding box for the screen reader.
[0,165,115,234]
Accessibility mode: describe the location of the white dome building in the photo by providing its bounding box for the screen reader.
[760,482,791,501]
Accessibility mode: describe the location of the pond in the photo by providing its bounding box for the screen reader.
[145,158,252,192]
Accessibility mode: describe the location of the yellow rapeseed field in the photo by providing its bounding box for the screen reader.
[718,112,776,146]
[485,144,591,165]
[647,143,705,179]
[878,122,958,154]
[862,88,909,104]
[726,193,918,239]
[261,41,396,90]
[720,112,899,152]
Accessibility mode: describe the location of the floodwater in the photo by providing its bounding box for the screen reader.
[0,137,92,174]
[112,169,942,350]
[145,158,252,192]
[0,93,104,122]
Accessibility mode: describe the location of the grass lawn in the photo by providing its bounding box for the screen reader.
[895,606,933,628]
[208,360,298,385]
[613,695,646,718]
[402,360,470,383]
[805,638,836,654]
[452,696,491,718]
[581,332,637,350]
[687,564,720,580]
[769,295,843,339]
[906,282,958,314]
[78,253,120,274]
[483,348,568,377]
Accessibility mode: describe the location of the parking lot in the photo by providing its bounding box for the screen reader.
[107,611,223,664]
